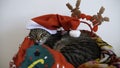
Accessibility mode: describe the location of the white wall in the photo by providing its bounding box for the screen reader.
[0,0,120,68]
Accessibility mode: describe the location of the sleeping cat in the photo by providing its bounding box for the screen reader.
[45,30,101,67]
[29,29,101,67]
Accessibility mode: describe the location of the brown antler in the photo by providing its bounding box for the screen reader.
[76,0,81,9]
[66,0,81,19]
[66,3,73,11]
[91,6,109,25]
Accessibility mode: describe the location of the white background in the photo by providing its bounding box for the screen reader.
[0,0,120,68]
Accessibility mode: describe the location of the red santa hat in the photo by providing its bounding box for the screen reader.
[26,14,81,37]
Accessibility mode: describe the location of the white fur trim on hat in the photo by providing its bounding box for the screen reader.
[69,30,81,37]
[26,20,57,34]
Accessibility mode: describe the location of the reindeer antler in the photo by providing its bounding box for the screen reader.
[66,0,81,19]
[76,0,81,9]
[66,3,73,11]
[91,6,109,25]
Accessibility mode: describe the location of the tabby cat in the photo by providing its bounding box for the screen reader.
[45,30,101,67]
[29,28,51,45]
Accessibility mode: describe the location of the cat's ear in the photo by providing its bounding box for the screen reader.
[69,30,81,37]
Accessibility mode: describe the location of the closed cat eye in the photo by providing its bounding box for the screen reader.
[41,33,47,37]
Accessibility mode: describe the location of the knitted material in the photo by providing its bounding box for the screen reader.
[20,44,54,68]
[12,37,34,67]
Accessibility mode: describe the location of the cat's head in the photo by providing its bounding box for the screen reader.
[29,28,51,45]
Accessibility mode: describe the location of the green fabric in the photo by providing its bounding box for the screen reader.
[20,44,54,68]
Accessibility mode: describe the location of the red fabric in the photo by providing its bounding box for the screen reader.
[44,45,74,68]
[86,15,92,20]
[32,14,99,32]
[92,25,98,32]
[80,13,92,20]
[32,14,80,31]
[80,13,86,19]
[13,37,34,67]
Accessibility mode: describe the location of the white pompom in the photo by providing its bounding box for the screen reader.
[69,30,81,37]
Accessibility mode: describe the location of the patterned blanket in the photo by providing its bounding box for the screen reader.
[78,37,120,68]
